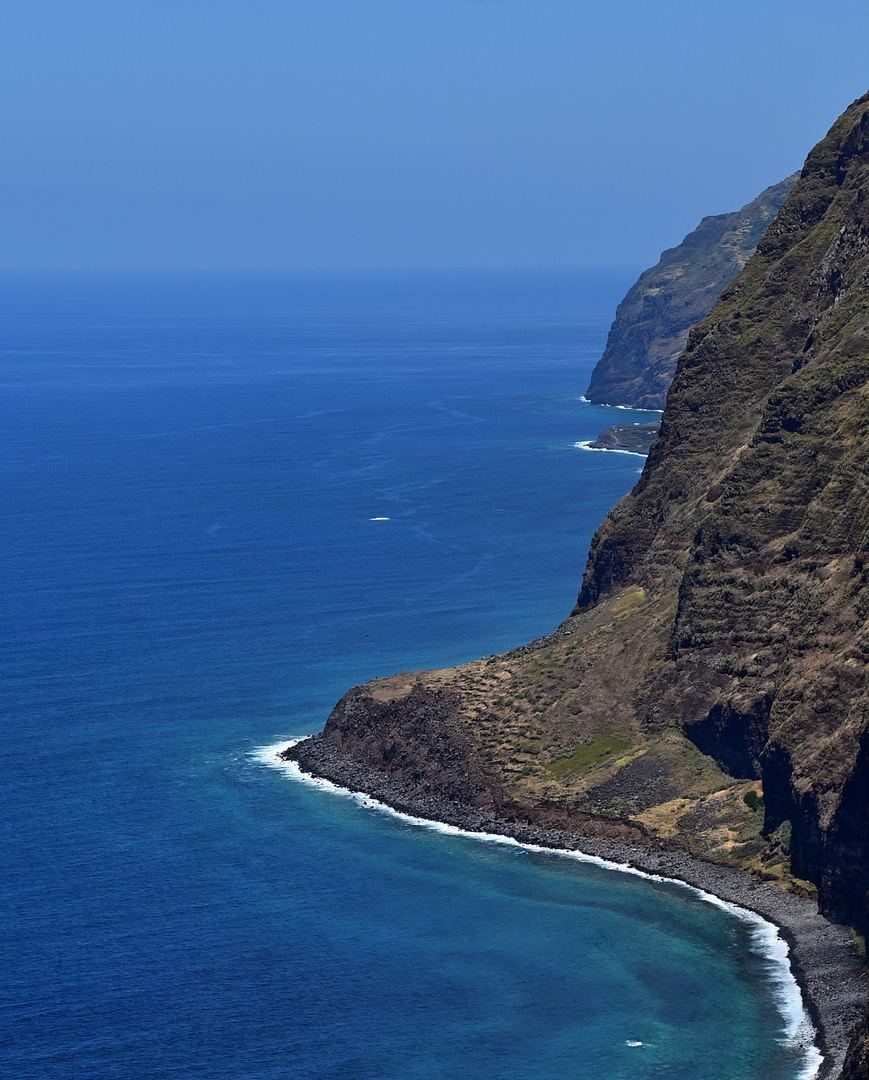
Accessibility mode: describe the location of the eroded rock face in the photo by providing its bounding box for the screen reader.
[841,1007,869,1080]
[585,174,798,410]
[575,91,869,945]
[315,682,502,809]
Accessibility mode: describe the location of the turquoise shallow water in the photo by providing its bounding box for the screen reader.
[0,270,812,1079]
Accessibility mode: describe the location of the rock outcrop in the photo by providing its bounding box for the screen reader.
[584,420,660,454]
[286,92,869,1077]
[585,174,798,409]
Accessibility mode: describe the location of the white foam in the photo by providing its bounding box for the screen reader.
[369,516,390,521]
[576,396,663,416]
[255,738,822,1079]
[612,404,664,414]
[574,440,648,458]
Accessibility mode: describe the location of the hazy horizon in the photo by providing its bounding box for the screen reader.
[2,0,868,271]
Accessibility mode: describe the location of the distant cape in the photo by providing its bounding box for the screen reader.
[585,173,799,410]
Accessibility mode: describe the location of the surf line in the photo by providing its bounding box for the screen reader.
[576,396,663,416]
[256,738,822,1080]
[574,440,649,458]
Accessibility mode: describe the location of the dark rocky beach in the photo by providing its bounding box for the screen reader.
[284,733,868,1080]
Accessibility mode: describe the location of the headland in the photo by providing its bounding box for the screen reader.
[279,90,869,1079]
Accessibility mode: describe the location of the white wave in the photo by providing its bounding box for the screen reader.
[369,516,390,521]
[255,739,821,1079]
[574,440,648,458]
[577,396,662,415]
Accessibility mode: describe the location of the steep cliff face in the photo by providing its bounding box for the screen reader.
[585,174,797,409]
[576,91,869,945]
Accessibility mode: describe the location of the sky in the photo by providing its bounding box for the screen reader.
[1,0,868,270]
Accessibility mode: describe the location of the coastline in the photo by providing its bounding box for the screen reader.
[267,734,868,1080]
[574,439,648,457]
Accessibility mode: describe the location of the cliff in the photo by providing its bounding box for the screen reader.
[572,88,869,936]
[585,174,798,409]
[286,92,869,1076]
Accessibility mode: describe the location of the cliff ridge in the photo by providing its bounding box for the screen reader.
[586,174,798,409]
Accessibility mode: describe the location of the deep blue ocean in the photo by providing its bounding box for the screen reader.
[1,270,814,1079]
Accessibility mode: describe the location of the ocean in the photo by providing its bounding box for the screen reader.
[0,270,814,1079]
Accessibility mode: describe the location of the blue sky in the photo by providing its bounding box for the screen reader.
[1,0,867,269]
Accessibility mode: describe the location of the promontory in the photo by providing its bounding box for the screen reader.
[285,92,869,1079]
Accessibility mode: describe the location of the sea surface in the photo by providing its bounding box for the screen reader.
[0,270,814,1079]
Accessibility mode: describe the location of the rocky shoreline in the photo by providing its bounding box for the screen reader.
[586,420,660,455]
[284,733,868,1080]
